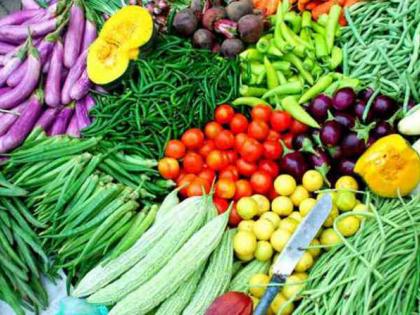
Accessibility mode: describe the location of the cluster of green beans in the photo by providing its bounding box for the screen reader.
[83,35,240,159]
[341,0,420,110]
[2,130,170,284]
[0,173,49,315]
[294,195,420,315]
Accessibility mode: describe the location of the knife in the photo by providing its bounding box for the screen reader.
[254,194,333,315]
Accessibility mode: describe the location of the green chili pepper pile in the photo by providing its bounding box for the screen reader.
[341,0,420,110]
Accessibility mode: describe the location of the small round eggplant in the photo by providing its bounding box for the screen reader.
[338,158,356,175]
[354,99,373,122]
[308,94,332,122]
[372,95,396,119]
[358,87,374,101]
[373,121,394,138]
[332,87,356,111]
[280,151,309,180]
[334,112,355,129]
[340,132,366,157]
[320,120,343,146]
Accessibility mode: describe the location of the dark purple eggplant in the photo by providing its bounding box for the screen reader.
[0,46,41,110]
[328,146,343,160]
[372,95,396,119]
[340,132,366,157]
[0,45,27,86]
[45,41,63,107]
[308,94,331,122]
[61,50,87,104]
[0,102,26,136]
[320,120,343,146]
[49,106,74,136]
[407,99,416,111]
[35,106,60,130]
[0,94,42,153]
[338,158,356,175]
[22,0,41,9]
[66,112,80,137]
[358,87,374,101]
[70,70,91,101]
[75,99,91,130]
[292,134,307,150]
[0,9,42,27]
[64,1,85,68]
[0,42,14,54]
[373,121,394,138]
[334,112,355,129]
[332,87,356,111]
[307,149,331,184]
[354,99,373,122]
[280,151,309,180]
[0,18,58,43]
[81,19,97,52]
[366,136,378,147]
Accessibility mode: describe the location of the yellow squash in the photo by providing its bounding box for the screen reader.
[87,38,130,84]
[99,6,154,49]
[354,134,420,197]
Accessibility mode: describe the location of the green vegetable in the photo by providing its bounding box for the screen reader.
[299,74,333,104]
[262,81,303,99]
[239,85,268,97]
[282,96,320,128]
[232,97,270,107]
[264,57,279,90]
[228,259,271,292]
[326,5,341,53]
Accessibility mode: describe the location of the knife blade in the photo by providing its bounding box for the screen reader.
[254,194,333,315]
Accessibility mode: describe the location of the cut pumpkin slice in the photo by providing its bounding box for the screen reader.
[87,38,130,85]
[99,5,154,49]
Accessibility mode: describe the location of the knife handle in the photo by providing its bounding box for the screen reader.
[254,274,287,315]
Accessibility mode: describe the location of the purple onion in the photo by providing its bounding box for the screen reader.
[0,102,26,136]
[332,87,356,111]
[340,133,366,157]
[338,158,356,175]
[320,120,343,146]
[308,94,332,122]
[69,70,91,101]
[75,99,91,130]
[354,99,373,122]
[66,113,80,137]
[334,112,355,129]
[372,95,396,119]
[63,2,85,68]
[373,121,394,138]
[49,107,74,136]
[35,107,60,130]
[358,87,374,101]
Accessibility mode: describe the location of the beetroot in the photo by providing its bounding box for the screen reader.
[192,29,215,50]
[202,7,226,31]
[226,0,253,21]
[214,19,238,39]
[205,292,253,315]
[221,39,244,58]
[173,9,198,36]
[238,14,263,43]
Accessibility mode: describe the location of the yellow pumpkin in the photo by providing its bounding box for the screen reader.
[87,38,130,85]
[100,6,154,49]
[128,47,140,60]
[354,134,420,197]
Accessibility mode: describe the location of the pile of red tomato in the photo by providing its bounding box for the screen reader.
[158,104,309,225]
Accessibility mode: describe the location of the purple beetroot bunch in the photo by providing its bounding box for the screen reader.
[173,0,264,57]
[293,87,401,181]
[0,0,99,154]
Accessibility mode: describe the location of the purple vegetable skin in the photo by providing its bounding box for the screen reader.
[320,120,342,146]
[49,107,74,136]
[0,42,15,54]
[66,113,80,137]
[63,1,85,68]
[340,133,366,157]
[70,70,91,101]
[308,94,332,122]
[84,95,96,112]
[22,0,42,10]
[22,10,48,25]
[0,47,41,109]
[75,99,91,130]
[43,59,51,73]
[0,47,26,87]
[0,87,11,95]
[0,9,42,27]
[280,151,309,180]
[35,106,60,130]
[0,102,26,136]
[81,19,97,52]
[0,18,58,43]
[0,95,42,153]
[45,41,63,106]
[61,50,87,104]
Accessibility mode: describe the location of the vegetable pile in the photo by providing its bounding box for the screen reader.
[0,0,98,153]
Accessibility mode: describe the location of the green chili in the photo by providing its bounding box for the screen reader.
[239,85,268,97]
[299,74,334,104]
[264,57,279,90]
[232,97,270,107]
[282,96,320,128]
[262,81,303,99]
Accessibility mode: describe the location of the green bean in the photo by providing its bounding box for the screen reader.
[15,232,40,277]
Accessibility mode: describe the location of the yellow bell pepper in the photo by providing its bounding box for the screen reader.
[354,134,420,198]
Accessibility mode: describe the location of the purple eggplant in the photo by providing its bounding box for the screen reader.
[45,41,63,106]
[0,102,26,136]
[0,46,40,110]
[35,106,60,130]
[332,87,356,111]
[66,112,80,137]
[49,106,74,136]
[354,99,373,122]
[0,87,11,95]
[373,121,394,138]
[75,99,91,130]
[0,9,42,27]
[94,85,107,94]
[63,1,85,69]
[372,95,396,119]
[42,58,51,73]
[0,42,14,54]
[366,135,378,147]
[292,134,308,150]
[61,50,87,104]
[308,94,332,122]
[280,151,309,180]
[0,94,42,153]
[320,120,343,146]
[0,18,58,43]
[81,19,97,52]
[84,95,95,111]
[22,0,42,9]
[334,112,355,129]
[358,87,374,101]
[338,158,355,175]
[70,70,91,101]
[340,132,366,157]
[0,56,4,66]
[307,149,331,184]
[0,46,27,87]
[22,10,48,25]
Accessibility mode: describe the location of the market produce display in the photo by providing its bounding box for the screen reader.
[0,0,419,314]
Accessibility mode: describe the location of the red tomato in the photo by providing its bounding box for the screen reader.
[229,204,242,226]
[183,152,203,174]
[248,121,269,141]
[158,158,180,179]
[215,130,235,150]
[258,159,280,178]
[236,158,258,177]
[213,197,229,214]
[270,110,293,132]
[164,140,186,159]
[235,133,248,151]
[263,140,283,160]
[234,179,253,200]
[198,140,215,158]
[181,128,204,149]
[215,178,236,199]
[267,130,281,142]
[175,171,186,185]
[251,105,272,122]
[198,168,216,184]
[219,165,239,181]
[204,121,223,139]
[282,133,294,149]
[290,120,309,134]
[187,177,210,197]
[225,150,238,164]
[215,104,235,124]
[250,170,272,194]
[239,138,263,162]
[230,113,249,134]
[177,174,196,197]
[206,150,229,171]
